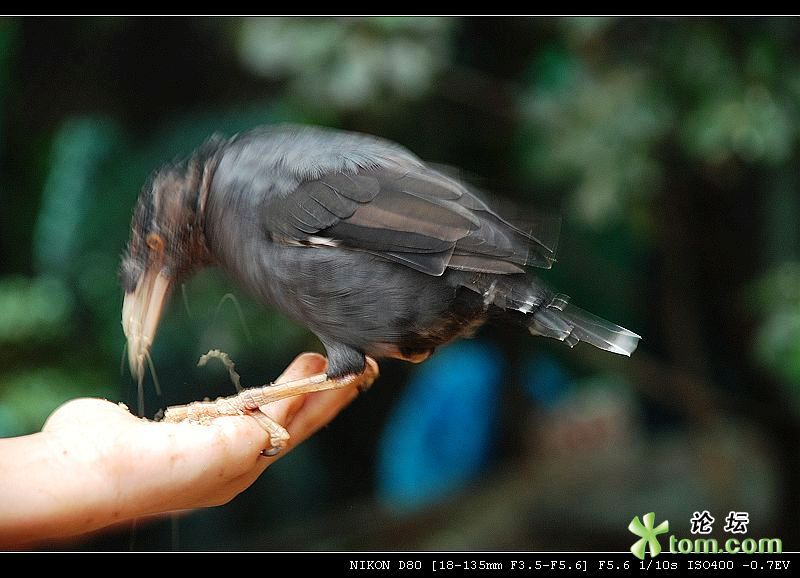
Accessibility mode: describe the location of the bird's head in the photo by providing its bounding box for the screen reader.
[120,159,215,381]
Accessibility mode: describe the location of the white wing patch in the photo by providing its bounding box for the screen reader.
[272,233,340,248]
[307,235,340,247]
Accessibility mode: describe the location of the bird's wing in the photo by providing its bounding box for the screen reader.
[262,166,559,276]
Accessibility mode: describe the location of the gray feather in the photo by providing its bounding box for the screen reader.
[213,124,558,276]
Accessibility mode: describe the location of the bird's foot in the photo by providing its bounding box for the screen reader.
[161,357,379,455]
[250,411,290,456]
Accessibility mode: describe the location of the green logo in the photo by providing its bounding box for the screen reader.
[629,512,669,559]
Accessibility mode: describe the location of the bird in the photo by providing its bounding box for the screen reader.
[120,125,639,450]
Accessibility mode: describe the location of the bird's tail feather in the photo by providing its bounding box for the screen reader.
[528,294,640,356]
[456,272,640,356]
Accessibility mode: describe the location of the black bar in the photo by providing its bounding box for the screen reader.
[2,551,797,575]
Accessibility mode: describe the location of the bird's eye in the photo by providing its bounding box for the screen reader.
[147,233,165,252]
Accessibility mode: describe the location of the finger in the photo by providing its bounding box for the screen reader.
[276,352,328,383]
[198,399,356,506]
[265,358,377,457]
[156,354,355,509]
[283,385,360,447]
[255,381,361,470]
[194,374,360,507]
[225,353,328,477]
[259,353,328,425]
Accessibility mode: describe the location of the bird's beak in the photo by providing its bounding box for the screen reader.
[122,268,172,381]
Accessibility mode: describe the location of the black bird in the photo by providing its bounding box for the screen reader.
[121,125,639,426]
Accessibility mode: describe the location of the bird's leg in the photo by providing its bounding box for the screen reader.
[161,358,379,454]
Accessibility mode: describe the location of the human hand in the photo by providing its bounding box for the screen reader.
[0,352,365,547]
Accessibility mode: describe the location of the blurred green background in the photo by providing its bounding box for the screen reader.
[1,16,799,550]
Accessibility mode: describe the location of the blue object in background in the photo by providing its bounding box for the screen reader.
[377,340,504,511]
[520,353,574,410]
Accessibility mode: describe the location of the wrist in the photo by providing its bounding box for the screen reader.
[0,427,137,547]
[0,430,99,545]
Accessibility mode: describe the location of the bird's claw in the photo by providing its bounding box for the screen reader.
[162,354,380,460]
[248,409,290,456]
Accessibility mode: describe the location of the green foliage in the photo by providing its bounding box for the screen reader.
[511,20,800,392]
[517,18,800,229]
[238,17,454,110]
[751,264,800,398]
[0,368,107,436]
[34,118,122,276]
[520,58,671,226]
[0,276,74,345]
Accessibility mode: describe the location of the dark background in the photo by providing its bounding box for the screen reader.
[1,16,798,550]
